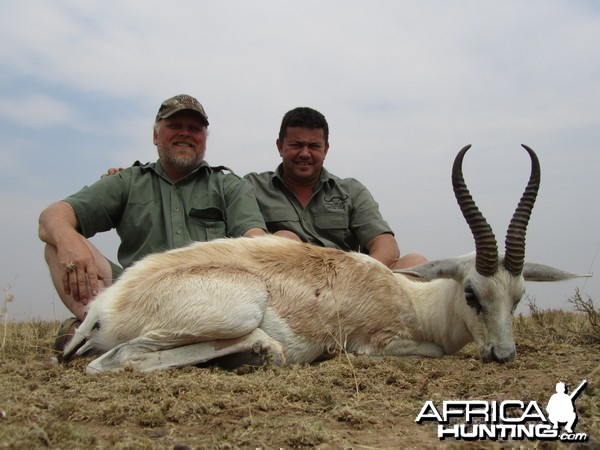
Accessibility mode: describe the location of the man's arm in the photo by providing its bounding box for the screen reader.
[223,174,268,238]
[364,233,401,268]
[39,201,101,303]
[38,201,78,244]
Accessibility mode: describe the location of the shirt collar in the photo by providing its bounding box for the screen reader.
[273,164,334,189]
[136,160,211,183]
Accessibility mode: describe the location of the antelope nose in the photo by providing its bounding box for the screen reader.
[491,345,516,364]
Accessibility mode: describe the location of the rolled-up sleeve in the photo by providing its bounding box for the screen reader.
[222,175,267,237]
[348,178,394,248]
[64,174,128,238]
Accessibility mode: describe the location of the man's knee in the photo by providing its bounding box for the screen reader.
[392,253,427,270]
[44,243,58,265]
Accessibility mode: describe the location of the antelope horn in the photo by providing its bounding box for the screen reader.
[503,144,541,275]
[452,145,499,276]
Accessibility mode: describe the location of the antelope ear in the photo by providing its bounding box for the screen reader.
[394,258,462,280]
[522,262,591,282]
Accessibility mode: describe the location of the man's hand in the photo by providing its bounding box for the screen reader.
[101,167,124,179]
[57,233,102,304]
[39,201,103,305]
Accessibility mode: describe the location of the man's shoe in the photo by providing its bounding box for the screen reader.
[54,317,81,353]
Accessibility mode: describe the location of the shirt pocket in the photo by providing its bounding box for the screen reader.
[314,212,348,231]
[189,207,227,239]
[261,207,300,232]
[314,212,350,246]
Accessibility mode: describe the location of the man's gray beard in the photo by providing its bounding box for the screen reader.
[159,149,199,170]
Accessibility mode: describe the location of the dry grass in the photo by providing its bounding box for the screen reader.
[0,299,599,449]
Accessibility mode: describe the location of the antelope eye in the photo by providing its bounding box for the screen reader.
[465,287,482,313]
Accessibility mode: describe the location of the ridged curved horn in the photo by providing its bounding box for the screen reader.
[503,144,541,276]
[452,145,498,276]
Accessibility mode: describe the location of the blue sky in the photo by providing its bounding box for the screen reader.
[1,0,599,320]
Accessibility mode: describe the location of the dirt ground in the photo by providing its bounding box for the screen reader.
[0,309,598,449]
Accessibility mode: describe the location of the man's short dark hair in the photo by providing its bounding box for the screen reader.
[278,107,329,143]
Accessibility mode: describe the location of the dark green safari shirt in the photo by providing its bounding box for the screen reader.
[65,160,266,270]
[245,165,393,252]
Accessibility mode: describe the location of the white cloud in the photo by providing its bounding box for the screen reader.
[0,95,76,128]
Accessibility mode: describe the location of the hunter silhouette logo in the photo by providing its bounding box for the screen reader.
[546,380,587,434]
[416,380,589,442]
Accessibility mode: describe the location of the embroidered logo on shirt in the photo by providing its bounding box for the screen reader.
[324,195,348,210]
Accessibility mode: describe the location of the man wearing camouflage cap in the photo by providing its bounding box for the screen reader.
[39,94,267,348]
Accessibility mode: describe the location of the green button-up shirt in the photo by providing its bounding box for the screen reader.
[245,165,393,252]
[66,160,266,269]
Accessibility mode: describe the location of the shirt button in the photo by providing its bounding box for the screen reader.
[208,227,215,233]
[174,207,180,212]
[176,230,182,235]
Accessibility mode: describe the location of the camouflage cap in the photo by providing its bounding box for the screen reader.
[155,94,209,125]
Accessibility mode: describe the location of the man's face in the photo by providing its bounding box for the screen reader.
[153,111,208,174]
[277,127,329,186]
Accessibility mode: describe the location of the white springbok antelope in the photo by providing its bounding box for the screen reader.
[62,145,588,373]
